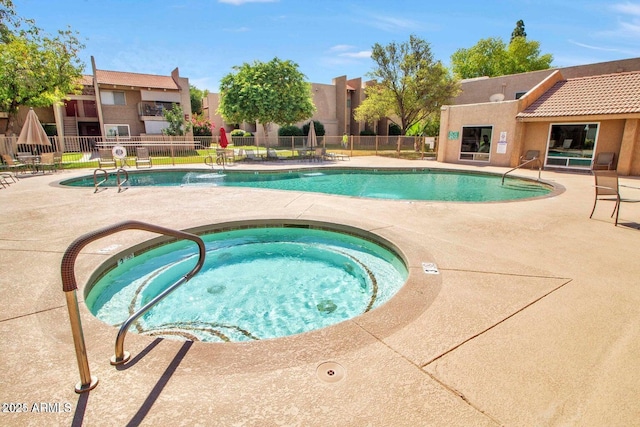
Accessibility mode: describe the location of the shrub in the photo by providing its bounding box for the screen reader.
[302,120,325,136]
[278,125,303,136]
[191,114,214,136]
[388,123,402,135]
[360,129,376,136]
[230,129,246,137]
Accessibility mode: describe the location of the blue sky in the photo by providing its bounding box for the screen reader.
[14,0,640,92]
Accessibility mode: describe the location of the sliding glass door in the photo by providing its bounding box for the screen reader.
[546,123,599,169]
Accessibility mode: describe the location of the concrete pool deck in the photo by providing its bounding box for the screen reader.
[1,156,639,426]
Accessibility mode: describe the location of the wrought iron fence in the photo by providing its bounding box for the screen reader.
[1,134,436,169]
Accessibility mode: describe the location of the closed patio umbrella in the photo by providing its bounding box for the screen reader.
[17,108,51,153]
[220,128,229,149]
[307,121,317,149]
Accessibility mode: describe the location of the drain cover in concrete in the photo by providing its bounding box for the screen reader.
[316,361,345,383]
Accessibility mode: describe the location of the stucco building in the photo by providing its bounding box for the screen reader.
[2,56,191,143]
[438,58,640,176]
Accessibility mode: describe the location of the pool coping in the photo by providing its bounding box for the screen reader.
[80,217,442,370]
[54,164,564,203]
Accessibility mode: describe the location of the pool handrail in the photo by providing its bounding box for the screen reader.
[93,168,109,192]
[116,168,129,192]
[501,155,542,185]
[61,220,206,392]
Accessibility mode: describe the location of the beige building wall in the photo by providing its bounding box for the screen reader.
[333,76,348,136]
[456,58,640,105]
[300,83,338,136]
[438,101,522,167]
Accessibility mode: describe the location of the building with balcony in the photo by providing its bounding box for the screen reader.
[3,56,191,145]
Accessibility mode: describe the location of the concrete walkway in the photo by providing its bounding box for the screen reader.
[1,157,639,426]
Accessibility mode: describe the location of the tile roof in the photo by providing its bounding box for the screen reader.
[80,74,93,86]
[517,71,640,118]
[95,70,180,90]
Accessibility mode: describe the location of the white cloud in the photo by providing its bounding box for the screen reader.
[568,40,623,52]
[568,39,640,56]
[218,0,278,5]
[366,14,422,32]
[602,2,640,38]
[223,26,251,32]
[611,2,640,15]
[329,45,356,53]
[339,51,372,59]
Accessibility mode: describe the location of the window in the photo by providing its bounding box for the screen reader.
[459,126,492,161]
[546,123,598,169]
[104,124,130,139]
[101,90,126,105]
[515,91,527,99]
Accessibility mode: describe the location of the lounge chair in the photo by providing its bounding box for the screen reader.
[590,170,640,226]
[243,149,263,161]
[592,152,615,170]
[0,171,17,188]
[135,147,152,168]
[98,149,117,169]
[1,154,27,174]
[326,150,349,161]
[266,148,286,161]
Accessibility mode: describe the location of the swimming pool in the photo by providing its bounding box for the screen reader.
[85,223,408,342]
[61,167,554,202]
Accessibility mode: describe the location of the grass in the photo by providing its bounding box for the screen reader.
[55,146,436,170]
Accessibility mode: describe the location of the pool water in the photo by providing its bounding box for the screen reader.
[62,168,552,201]
[85,226,408,342]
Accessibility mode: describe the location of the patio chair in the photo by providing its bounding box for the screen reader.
[53,152,64,170]
[98,149,117,169]
[519,150,541,168]
[135,147,153,168]
[589,170,640,226]
[2,154,27,174]
[39,152,56,173]
[592,152,615,170]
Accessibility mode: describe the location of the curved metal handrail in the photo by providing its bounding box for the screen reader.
[93,168,109,193]
[116,168,129,192]
[61,220,206,392]
[501,157,541,185]
[204,154,215,169]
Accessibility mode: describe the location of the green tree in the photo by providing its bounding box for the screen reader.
[0,0,85,134]
[354,35,459,135]
[162,104,192,136]
[406,113,440,137]
[190,85,208,115]
[218,57,315,140]
[507,36,553,75]
[451,21,552,79]
[450,37,509,79]
[511,19,526,42]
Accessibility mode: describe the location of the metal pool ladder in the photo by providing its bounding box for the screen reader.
[93,168,129,192]
[61,220,206,393]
